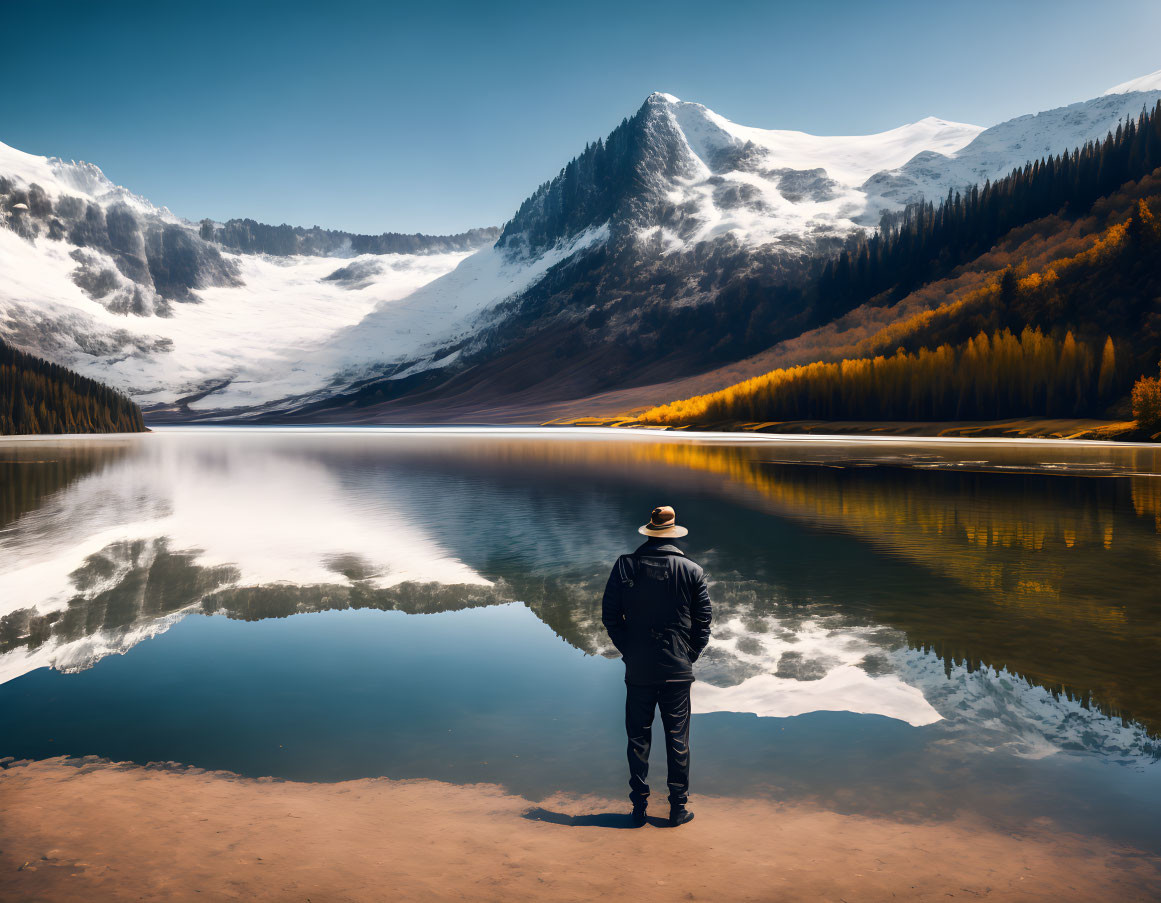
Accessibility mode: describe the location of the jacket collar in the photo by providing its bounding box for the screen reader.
[635,540,685,557]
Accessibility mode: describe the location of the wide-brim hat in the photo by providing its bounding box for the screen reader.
[639,505,688,538]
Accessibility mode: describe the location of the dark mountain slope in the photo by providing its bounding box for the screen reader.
[497,94,702,256]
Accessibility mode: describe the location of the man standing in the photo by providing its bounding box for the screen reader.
[602,505,712,828]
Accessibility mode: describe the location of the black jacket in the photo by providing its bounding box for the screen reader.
[601,540,712,685]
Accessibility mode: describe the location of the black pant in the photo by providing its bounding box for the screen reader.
[625,682,691,808]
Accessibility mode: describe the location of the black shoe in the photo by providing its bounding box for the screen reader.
[631,804,647,827]
[669,806,694,827]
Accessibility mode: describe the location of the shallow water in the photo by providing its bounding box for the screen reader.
[1,427,1159,849]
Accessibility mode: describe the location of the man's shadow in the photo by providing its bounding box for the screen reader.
[523,807,672,828]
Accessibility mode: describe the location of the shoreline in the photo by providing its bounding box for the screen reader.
[2,419,1159,449]
[2,757,1159,902]
[554,415,1159,443]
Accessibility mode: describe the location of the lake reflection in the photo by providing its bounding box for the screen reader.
[1,427,1159,847]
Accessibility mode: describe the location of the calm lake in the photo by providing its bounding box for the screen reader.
[2,427,1160,849]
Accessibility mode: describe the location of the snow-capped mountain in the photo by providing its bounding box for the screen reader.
[2,72,1160,417]
[498,92,983,256]
[500,82,1161,258]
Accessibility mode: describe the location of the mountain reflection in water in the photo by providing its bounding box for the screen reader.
[1,428,1159,777]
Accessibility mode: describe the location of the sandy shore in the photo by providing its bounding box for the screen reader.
[1,758,1159,902]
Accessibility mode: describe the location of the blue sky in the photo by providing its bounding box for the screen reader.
[3,0,1160,234]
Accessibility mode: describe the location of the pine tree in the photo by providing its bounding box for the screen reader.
[0,339,147,436]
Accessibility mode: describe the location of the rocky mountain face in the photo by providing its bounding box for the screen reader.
[2,72,1160,418]
[1,172,238,317]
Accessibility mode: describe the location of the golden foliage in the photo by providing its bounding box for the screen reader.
[639,327,1102,425]
[853,214,1136,362]
[1132,374,1161,431]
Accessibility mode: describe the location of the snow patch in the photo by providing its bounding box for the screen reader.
[665,97,982,182]
[1103,67,1161,95]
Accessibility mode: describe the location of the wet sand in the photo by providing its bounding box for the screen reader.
[1,758,1158,902]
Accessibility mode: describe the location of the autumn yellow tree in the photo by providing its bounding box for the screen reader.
[1132,361,1161,432]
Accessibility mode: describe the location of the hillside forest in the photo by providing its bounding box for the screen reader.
[0,338,147,435]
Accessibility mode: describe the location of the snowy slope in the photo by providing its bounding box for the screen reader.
[638,82,1161,251]
[669,99,981,182]
[643,93,983,248]
[0,139,507,411]
[0,219,475,405]
[191,225,609,411]
[864,85,1161,209]
[0,140,177,221]
[1104,67,1161,95]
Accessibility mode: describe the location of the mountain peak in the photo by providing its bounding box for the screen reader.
[1102,67,1161,96]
